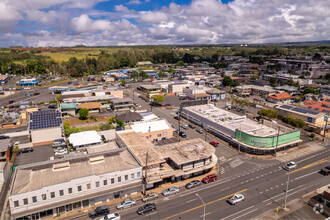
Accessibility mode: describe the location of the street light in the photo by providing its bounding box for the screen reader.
[196,193,206,220]
[284,173,290,210]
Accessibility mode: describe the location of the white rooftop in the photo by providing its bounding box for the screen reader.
[68,131,102,147]
[131,119,170,133]
[140,112,159,121]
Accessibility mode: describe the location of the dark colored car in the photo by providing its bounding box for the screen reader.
[48,104,57,109]
[9,100,15,104]
[185,180,201,189]
[174,116,180,120]
[202,174,217,183]
[89,205,109,219]
[320,166,330,176]
[33,92,40,96]
[20,148,34,154]
[137,203,156,215]
[179,131,186,138]
[210,141,219,147]
[0,135,9,139]
[188,124,196,129]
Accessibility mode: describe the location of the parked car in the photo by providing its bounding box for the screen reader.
[48,104,57,109]
[196,128,203,134]
[209,141,219,147]
[162,187,179,196]
[142,192,159,202]
[9,100,15,104]
[20,148,33,154]
[188,124,196,129]
[137,203,156,215]
[227,193,245,205]
[0,135,9,139]
[14,141,20,146]
[202,174,217,183]
[320,166,330,176]
[99,213,120,220]
[174,116,180,120]
[283,162,297,171]
[89,205,109,219]
[116,198,136,209]
[135,103,141,108]
[55,149,68,156]
[179,131,186,138]
[181,124,189,130]
[185,180,201,189]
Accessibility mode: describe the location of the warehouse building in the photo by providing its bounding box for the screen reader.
[8,148,142,219]
[28,110,63,146]
[180,104,302,154]
[20,78,38,87]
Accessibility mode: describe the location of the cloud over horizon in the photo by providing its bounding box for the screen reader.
[0,0,329,47]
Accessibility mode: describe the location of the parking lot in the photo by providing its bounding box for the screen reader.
[14,144,54,166]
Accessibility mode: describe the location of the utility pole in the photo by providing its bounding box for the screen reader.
[178,116,181,132]
[275,126,280,157]
[204,127,208,141]
[143,152,149,196]
[284,173,290,210]
[323,114,328,142]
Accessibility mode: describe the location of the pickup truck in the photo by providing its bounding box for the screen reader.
[320,166,330,176]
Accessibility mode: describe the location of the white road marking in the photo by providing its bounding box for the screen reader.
[186,198,197,203]
[232,208,258,220]
[222,206,255,220]
[294,171,318,180]
[200,212,211,217]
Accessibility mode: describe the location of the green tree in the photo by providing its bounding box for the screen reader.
[120,79,126,87]
[151,95,165,104]
[130,71,139,80]
[78,108,89,120]
[269,78,277,86]
[139,71,149,79]
[116,119,125,127]
[257,109,277,119]
[222,76,233,87]
[158,71,168,79]
[63,122,81,137]
[303,88,319,95]
[175,60,185,66]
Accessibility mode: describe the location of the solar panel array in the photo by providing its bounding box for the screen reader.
[279,105,319,115]
[29,110,62,130]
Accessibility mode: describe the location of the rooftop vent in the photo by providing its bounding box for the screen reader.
[89,155,105,164]
[53,162,70,171]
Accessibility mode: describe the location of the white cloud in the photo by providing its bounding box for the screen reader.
[127,0,142,5]
[0,0,329,47]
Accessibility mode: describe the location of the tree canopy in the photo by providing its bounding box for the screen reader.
[151,95,165,103]
[78,108,89,120]
[257,109,277,119]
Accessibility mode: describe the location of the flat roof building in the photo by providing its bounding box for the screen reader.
[180,104,302,154]
[9,148,142,219]
[68,131,102,148]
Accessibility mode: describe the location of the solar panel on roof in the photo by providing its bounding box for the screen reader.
[29,109,62,130]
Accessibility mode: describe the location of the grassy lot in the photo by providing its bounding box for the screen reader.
[79,125,102,132]
[40,52,98,62]
[64,116,112,125]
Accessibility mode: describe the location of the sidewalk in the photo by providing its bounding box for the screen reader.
[53,167,218,220]
[255,185,330,220]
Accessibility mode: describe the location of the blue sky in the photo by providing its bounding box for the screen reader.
[0,0,328,47]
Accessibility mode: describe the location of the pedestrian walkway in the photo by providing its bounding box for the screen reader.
[276,143,326,162]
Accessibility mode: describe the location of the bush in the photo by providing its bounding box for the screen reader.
[257,109,277,119]
[90,115,97,122]
[282,116,306,128]
[78,108,89,120]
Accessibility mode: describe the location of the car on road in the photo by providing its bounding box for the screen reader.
[142,192,159,202]
[202,174,217,183]
[283,161,297,171]
[227,193,245,205]
[320,166,330,176]
[185,180,201,189]
[209,141,219,147]
[134,103,141,108]
[89,205,109,219]
[19,148,33,154]
[9,100,15,104]
[116,198,136,209]
[162,187,179,196]
[55,149,68,156]
[178,131,186,138]
[188,124,196,129]
[181,124,189,130]
[174,116,180,120]
[196,128,203,133]
[106,106,111,110]
[136,203,156,215]
[98,213,120,220]
[0,135,9,139]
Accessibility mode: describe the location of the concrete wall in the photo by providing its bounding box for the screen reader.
[9,166,142,217]
[31,127,62,145]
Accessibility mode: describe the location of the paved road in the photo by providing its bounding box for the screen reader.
[67,144,329,220]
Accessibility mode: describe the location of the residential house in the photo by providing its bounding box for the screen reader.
[0,139,10,162]
[77,102,101,113]
[267,92,293,104]
[117,111,143,124]
[68,131,102,149]
[275,85,300,96]
[60,103,77,117]
[111,98,134,111]
[206,89,226,100]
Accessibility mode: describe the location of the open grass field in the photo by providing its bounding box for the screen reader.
[41,52,98,62]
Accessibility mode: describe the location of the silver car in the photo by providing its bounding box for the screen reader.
[162,187,179,196]
[142,192,159,202]
[116,198,136,209]
[227,193,245,205]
